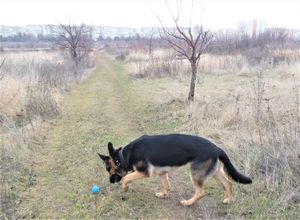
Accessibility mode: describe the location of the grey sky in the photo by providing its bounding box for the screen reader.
[0,0,300,29]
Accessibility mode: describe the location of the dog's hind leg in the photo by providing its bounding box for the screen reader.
[180,160,214,206]
[180,179,205,206]
[155,172,170,198]
[213,162,233,204]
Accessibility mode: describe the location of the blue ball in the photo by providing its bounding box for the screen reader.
[91,185,100,194]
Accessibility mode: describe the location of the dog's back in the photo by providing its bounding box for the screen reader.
[125,134,222,167]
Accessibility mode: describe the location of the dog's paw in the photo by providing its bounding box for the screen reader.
[122,185,129,192]
[222,197,232,204]
[180,199,193,206]
[155,192,168,198]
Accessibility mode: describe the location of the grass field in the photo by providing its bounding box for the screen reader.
[12,54,221,219]
[1,52,299,219]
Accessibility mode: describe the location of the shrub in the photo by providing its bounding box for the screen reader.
[25,84,59,119]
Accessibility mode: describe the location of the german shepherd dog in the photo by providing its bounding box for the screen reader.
[98,134,252,206]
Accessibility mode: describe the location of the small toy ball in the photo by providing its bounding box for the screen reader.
[91,185,100,194]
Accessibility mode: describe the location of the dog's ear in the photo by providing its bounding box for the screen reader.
[108,142,114,155]
[98,153,109,161]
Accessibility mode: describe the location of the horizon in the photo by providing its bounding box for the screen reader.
[1,22,300,30]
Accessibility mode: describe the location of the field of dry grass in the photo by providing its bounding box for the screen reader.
[0,50,91,117]
[1,47,299,219]
[0,50,95,218]
[127,47,300,78]
[125,47,300,218]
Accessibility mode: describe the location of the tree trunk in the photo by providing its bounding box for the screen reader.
[188,61,197,101]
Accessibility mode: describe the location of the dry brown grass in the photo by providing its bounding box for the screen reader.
[1,48,299,218]
[126,48,300,218]
[0,49,95,219]
[1,51,62,117]
[127,48,300,79]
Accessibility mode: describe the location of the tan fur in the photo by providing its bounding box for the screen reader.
[180,159,234,206]
[107,158,118,175]
[181,181,205,206]
[119,159,234,206]
[213,161,233,204]
[155,172,170,198]
[178,159,214,206]
[122,171,147,191]
[191,159,213,182]
[108,157,127,177]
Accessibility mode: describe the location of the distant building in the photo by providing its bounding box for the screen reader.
[237,20,268,39]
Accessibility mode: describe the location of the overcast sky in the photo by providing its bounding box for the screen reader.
[0,0,300,29]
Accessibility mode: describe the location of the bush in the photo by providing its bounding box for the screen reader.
[37,61,75,90]
[115,54,126,61]
[25,84,59,119]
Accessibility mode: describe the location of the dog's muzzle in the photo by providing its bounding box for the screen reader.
[110,174,122,183]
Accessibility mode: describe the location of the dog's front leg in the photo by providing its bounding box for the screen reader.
[122,171,147,192]
[156,172,170,198]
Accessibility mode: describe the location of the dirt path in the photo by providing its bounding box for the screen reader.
[18,54,225,219]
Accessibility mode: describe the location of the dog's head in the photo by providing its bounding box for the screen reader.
[98,142,128,183]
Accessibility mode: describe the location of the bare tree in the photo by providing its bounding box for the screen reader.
[274,28,289,48]
[158,0,213,101]
[148,27,156,57]
[54,23,94,67]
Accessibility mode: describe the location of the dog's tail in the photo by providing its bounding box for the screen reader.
[218,150,252,184]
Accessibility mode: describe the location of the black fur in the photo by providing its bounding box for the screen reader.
[218,150,252,183]
[99,134,252,184]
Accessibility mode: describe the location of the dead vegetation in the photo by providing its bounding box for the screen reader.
[1,32,300,218]
[127,47,300,78]
[121,43,300,218]
[0,49,95,219]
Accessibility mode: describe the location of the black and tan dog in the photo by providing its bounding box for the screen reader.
[98,134,252,206]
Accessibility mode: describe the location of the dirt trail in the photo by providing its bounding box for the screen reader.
[18,54,226,219]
